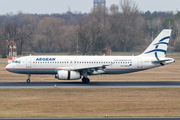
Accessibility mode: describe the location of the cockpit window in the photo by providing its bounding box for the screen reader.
[13,61,21,63]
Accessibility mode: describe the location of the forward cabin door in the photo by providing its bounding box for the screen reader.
[26,57,31,68]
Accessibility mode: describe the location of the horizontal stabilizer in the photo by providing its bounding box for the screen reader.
[152,59,173,63]
[152,58,175,65]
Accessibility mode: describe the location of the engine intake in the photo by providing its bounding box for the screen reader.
[55,70,81,80]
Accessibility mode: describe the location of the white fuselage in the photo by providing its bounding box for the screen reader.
[6,55,173,75]
[5,29,175,83]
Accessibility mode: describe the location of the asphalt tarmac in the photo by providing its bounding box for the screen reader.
[0,81,180,88]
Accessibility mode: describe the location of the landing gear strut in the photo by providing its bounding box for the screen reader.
[81,70,90,83]
[27,74,31,83]
[82,77,90,83]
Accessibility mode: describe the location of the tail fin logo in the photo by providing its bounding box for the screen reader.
[145,36,170,60]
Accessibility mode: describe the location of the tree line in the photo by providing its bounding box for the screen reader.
[0,0,180,57]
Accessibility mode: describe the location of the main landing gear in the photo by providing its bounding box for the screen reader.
[82,77,90,83]
[81,70,90,83]
[27,74,31,83]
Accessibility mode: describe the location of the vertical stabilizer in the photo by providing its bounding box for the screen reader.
[140,29,172,60]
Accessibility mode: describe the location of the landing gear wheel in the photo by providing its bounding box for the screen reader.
[27,74,31,83]
[82,77,90,83]
[27,79,30,83]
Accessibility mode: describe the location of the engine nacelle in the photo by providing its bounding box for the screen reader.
[55,70,81,80]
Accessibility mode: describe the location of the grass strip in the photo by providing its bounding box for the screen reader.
[0,88,180,118]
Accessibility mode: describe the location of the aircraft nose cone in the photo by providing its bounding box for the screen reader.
[5,64,11,71]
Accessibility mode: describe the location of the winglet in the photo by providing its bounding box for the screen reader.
[140,29,172,60]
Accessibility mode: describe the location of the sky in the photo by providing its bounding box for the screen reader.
[0,0,180,15]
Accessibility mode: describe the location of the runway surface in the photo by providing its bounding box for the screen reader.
[0,81,180,88]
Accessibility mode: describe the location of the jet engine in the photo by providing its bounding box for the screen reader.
[55,70,81,80]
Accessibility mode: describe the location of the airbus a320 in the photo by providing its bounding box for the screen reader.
[6,29,175,83]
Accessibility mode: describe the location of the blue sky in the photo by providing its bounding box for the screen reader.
[0,0,179,14]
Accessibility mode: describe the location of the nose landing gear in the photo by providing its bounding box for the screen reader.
[27,74,31,83]
[27,79,30,83]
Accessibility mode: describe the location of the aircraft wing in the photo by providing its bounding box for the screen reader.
[63,64,110,71]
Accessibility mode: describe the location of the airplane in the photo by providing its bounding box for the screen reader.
[5,29,175,83]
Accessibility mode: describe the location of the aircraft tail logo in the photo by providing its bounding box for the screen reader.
[140,29,172,60]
